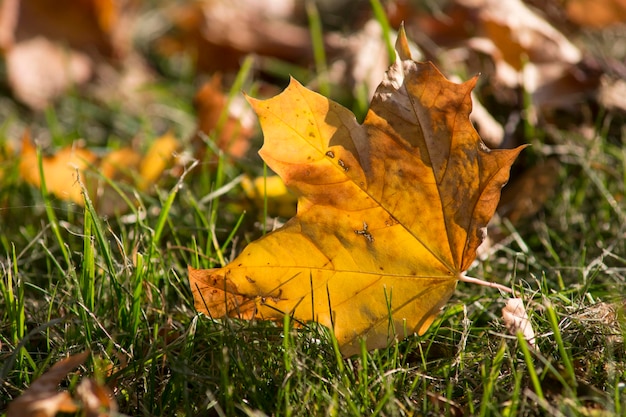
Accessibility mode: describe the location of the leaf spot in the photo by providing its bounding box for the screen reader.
[354,221,374,243]
[325,150,335,158]
[385,215,399,227]
[338,159,349,172]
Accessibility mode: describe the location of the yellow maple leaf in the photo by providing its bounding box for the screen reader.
[189,28,525,356]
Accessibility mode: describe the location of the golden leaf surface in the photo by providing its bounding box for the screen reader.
[189,29,525,356]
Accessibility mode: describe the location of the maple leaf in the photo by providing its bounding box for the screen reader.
[189,28,525,356]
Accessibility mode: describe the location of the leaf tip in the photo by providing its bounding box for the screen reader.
[395,23,412,61]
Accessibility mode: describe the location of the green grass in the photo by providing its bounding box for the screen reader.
[1,12,626,417]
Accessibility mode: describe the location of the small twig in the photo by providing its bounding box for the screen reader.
[459,274,514,295]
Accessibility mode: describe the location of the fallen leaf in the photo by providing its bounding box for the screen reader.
[7,351,89,417]
[449,74,503,148]
[19,130,181,212]
[451,0,602,114]
[138,131,180,191]
[189,28,524,356]
[566,0,626,28]
[456,0,581,71]
[5,36,93,110]
[241,175,297,219]
[193,75,255,162]
[19,130,97,205]
[155,0,301,72]
[8,0,133,59]
[502,298,537,349]
[498,158,561,225]
[156,0,343,73]
[343,19,406,103]
[75,378,118,417]
[0,0,18,51]
[598,75,626,113]
[99,147,142,181]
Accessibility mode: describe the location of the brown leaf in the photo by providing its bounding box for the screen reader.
[10,0,133,58]
[567,0,626,28]
[598,76,626,113]
[457,0,581,70]
[76,378,118,417]
[0,0,19,51]
[7,351,89,417]
[498,158,560,224]
[1,0,138,109]
[156,0,343,73]
[454,0,601,113]
[190,28,525,356]
[193,75,255,161]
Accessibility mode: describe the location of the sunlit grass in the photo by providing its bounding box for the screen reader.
[1,111,625,416]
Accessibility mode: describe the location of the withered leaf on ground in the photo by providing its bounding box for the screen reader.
[7,351,89,417]
[156,0,343,73]
[7,0,132,58]
[5,36,93,110]
[566,0,626,28]
[193,74,255,162]
[7,351,118,417]
[502,298,537,349]
[189,28,525,356]
[0,0,137,109]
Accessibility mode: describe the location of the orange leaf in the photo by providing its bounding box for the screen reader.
[8,0,131,58]
[18,130,180,212]
[567,0,626,28]
[189,28,525,356]
[19,130,96,205]
[193,75,254,161]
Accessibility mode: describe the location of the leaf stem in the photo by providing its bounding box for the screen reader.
[459,274,513,294]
